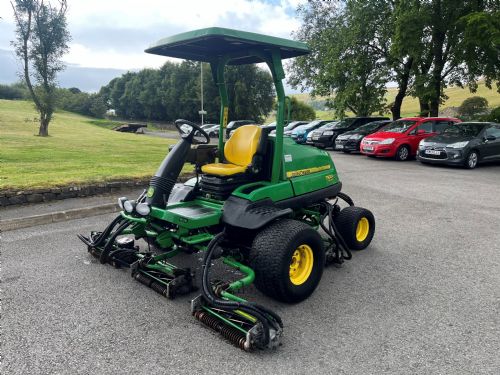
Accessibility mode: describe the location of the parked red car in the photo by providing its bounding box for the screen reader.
[360,117,461,160]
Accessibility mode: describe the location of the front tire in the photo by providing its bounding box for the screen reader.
[334,206,375,250]
[249,219,325,303]
[395,145,410,161]
[464,150,479,169]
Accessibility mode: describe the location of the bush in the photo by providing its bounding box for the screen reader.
[284,96,316,121]
[458,96,489,120]
[0,82,28,100]
[57,88,107,118]
[485,106,500,123]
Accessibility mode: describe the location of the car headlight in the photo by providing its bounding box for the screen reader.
[447,141,469,149]
[323,131,333,136]
[379,138,395,145]
[123,200,136,213]
[118,197,127,209]
[418,141,426,149]
[352,134,363,140]
[136,202,151,216]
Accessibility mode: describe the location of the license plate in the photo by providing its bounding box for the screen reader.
[425,149,441,155]
[364,146,374,151]
[336,144,343,149]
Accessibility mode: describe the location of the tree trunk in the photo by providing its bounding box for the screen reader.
[429,78,441,116]
[391,58,414,120]
[419,98,430,117]
[38,113,49,136]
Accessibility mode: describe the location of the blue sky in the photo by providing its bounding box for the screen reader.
[0,0,304,70]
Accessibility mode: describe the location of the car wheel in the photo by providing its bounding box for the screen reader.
[395,145,410,161]
[465,150,479,169]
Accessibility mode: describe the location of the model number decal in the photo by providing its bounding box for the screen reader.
[286,164,331,178]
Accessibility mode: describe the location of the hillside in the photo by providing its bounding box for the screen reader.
[0,100,182,190]
[292,81,500,119]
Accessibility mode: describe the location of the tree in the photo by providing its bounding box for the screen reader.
[404,1,500,116]
[11,0,70,136]
[100,62,274,123]
[284,97,315,121]
[457,96,489,119]
[288,0,390,118]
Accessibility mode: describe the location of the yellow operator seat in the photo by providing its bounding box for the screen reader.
[201,125,262,176]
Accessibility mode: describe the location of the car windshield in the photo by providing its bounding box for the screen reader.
[330,118,356,129]
[357,122,386,132]
[380,120,417,133]
[302,120,323,130]
[443,123,485,137]
[321,121,340,129]
[284,121,304,131]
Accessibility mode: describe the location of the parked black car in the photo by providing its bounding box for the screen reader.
[417,122,500,169]
[226,120,255,137]
[312,117,389,149]
[335,120,392,152]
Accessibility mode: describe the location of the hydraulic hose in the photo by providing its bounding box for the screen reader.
[201,232,282,346]
[320,201,352,260]
[99,221,131,264]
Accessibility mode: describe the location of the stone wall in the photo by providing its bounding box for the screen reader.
[0,174,194,207]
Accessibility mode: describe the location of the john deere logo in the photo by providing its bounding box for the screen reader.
[146,186,155,198]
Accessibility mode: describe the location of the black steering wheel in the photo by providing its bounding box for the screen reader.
[174,119,210,144]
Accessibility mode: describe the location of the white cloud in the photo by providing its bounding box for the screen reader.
[1,0,306,70]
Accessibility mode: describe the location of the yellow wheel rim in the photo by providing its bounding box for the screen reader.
[289,244,314,286]
[356,217,369,242]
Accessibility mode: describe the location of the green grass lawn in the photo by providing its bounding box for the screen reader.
[291,80,500,119]
[0,100,186,190]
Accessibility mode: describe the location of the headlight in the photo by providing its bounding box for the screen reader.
[379,138,395,145]
[323,130,334,136]
[447,141,469,149]
[123,200,136,213]
[118,197,127,209]
[136,202,151,216]
[352,134,363,140]
[418,141,426,149]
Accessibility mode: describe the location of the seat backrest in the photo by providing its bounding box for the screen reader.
[224,125,262,167]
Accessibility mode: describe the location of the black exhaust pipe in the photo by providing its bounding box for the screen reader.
[146,139,191,208]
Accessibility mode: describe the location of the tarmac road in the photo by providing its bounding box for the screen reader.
[2,152,500,374]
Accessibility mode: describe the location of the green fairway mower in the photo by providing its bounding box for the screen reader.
[78,28,375,351]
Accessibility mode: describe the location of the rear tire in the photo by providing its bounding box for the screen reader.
[334,206,375,250]
[395,145,410,161]
[249,219,325,303]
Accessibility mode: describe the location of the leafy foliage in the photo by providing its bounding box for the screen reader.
[457,96,489,119]
[288,0,500,118]
[289,0,390,117]
[0,82,29,100]
[284,97,316,121]
[57,89,107,118]
[99,62,275,124]
[484,106,500,123]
